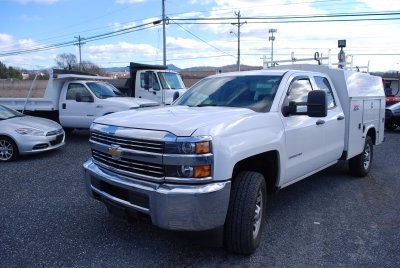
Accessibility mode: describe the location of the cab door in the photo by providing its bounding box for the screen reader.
[59,82,96,128]
[136,72,162,103]
[280,74,341,186]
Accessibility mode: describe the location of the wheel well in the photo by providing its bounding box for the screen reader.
[366,128,376,144]
[0,135,20,153]
[232,151,279,193]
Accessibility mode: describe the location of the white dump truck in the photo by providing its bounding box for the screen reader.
[0,69,159,130]
[83,64,385,255]
[109,62,187,105]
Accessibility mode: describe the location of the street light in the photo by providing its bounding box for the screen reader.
[268,29,277,67]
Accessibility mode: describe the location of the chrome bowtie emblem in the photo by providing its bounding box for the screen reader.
[108,145,122,159]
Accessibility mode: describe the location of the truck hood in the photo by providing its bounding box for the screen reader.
[94,105,258,137]
[103,97,159,108]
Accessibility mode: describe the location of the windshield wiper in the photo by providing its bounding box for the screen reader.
[195,103,217,107]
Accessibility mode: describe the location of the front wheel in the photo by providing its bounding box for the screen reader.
[349,136,373,177]
[0,136,19,162]
[224,171,267,255]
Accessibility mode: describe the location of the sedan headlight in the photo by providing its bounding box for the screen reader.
[15,128,45,136]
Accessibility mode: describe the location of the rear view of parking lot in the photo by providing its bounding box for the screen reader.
[1,130,399,267]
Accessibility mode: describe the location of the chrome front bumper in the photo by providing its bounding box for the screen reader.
[83,159,231,231]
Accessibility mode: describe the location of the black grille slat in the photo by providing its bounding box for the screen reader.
[91,131,164,153]
[92,150,164,177]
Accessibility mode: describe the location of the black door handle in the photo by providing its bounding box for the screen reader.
[337,115,345,120]
[62,103,66,109]
[316,119,325,125]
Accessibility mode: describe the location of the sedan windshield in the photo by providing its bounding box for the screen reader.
[0,105,23,120]
[86,82,124,99]
[174,75,282,112]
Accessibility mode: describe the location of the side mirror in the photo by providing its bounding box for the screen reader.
[75,92,82,102]
[172,91,180,102]
[75,92,94,103]
[307,90,327,117]
[282,101,297,116]
[143,71,153,90]
[282,90,327,117]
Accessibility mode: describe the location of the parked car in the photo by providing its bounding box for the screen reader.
[0,104,65,161]
[385,102,400,130]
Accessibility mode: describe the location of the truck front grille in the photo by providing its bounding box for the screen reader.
[90,130,166,181]
[91,131,164,153]
[92,149,164,178]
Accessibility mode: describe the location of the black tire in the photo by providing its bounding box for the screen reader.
[349,136,373,177]
[63,128,75,135]
[385,123,397,131]
[224,171,267,255]
[0,136,19,162]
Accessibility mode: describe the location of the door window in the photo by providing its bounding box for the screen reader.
[314,76,336,109]
[66,83,92,102]
[140,73,161,91]
[284,77,313,113]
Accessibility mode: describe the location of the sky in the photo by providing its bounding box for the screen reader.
[0,0,400,72]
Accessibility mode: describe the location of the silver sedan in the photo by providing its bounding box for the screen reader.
[0,104,65,161]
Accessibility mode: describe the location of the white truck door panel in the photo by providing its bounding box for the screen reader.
[136,72,162,103]
[280,74,344,185]
[282,116,329,184]
[59,83,96,128]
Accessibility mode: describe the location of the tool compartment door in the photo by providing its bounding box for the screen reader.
[347,99,364,159]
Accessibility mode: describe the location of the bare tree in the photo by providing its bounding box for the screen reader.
[81,60,107,76]
[55,53,78,70]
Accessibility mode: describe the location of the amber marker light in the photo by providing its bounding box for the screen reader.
[195,141,210,154]
[194,165,211,178]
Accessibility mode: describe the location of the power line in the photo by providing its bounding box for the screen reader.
[0,22,159,57]
[2,10,400,58]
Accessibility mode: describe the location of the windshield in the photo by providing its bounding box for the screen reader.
[0,105,23,120]
[86,82,124,99]
[158,72,185,90]
[174,75,282,112]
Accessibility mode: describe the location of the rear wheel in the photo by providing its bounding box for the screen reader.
[385,123,397,130]
[224,171,266,255]
[349,136,373,177]
[0,136,19,162]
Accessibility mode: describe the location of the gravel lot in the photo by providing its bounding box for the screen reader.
[1,129,400,267]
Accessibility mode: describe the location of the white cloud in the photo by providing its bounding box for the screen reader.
[111,21,137,31]
[360,0,400,11]
[0,33,14,45]
[86,42,159,62]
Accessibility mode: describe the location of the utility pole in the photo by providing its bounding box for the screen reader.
[74,35,85,69]
[268,29,277,67]
[162,0,166,68]
[161,0,166,105]
[231,11,246,71]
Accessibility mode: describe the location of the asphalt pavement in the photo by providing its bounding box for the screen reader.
[1,129,399,267]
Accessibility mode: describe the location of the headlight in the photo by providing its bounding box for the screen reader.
[165,165,212,179]
[164,136,213,180]
[165,137,211,154]
[15,128,45,136]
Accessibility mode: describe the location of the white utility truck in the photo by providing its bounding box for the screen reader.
[83,64,385,255]
[0,69,159,129]
[110,62,187,104]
